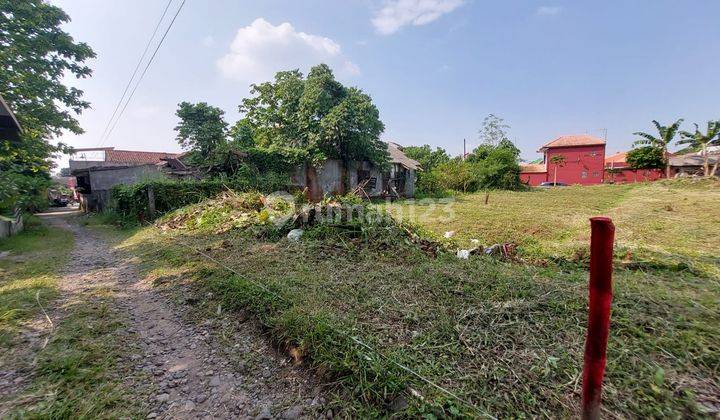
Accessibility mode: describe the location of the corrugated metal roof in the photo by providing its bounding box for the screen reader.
[669,152,720,167]
[387,142,421,170]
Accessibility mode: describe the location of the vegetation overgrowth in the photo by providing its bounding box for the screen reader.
[115,180,719,417]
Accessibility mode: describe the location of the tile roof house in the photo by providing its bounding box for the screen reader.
[604,151,664,183]
[521,135,606,186]
[69,147,179,170]
[69,147,180,212]
[539,134,606,150]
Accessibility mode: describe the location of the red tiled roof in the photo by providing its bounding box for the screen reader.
[605,152,628,165]
[105,149,179,164]
[519,163,547,173]
[540,135,605,150]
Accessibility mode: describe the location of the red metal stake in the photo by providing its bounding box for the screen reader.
[582,217,615,420]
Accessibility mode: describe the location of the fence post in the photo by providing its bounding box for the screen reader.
[582,217,615,420]
[147,186,156,220]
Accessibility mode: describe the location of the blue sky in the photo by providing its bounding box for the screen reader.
[52,0,720,167]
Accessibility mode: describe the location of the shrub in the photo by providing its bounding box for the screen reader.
[111,171,292,221]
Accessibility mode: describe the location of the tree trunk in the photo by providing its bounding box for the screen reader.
[341,158,350,194]
[702,143,709,177]
[664,146,671,179]
[553,165,558,185]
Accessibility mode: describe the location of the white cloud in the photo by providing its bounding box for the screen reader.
[536,6,563,16]
[372,0,465,35]
[217,18,359,84]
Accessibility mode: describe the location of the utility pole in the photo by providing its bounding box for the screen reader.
[463,138,466,160]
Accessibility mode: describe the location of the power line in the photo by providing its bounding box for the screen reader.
[100,0,187,146]
[97,0,174,145]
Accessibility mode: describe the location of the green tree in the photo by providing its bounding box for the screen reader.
[240,64,388,190]
[228,118,256,149]
[402,145,450,195]
[549,154,566,185]
[174,102,229,162]
[477,114,510,146]
[678,121,720,176]
[0,0,95,212]
[402,145,450,172]
[626,146,665,181]
[633,119,683,178]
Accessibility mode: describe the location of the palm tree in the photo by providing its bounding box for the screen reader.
[633,119,683,179]
[549,154,566,185]
[678,121,720,176]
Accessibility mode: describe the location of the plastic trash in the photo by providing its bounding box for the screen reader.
[287,228,304,242]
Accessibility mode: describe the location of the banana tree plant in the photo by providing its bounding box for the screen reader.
[633,119,683,179]
[678,121,720,176]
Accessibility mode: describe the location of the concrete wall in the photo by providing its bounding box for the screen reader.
[520,172,548,186]
[80,164,167,212]
[289,159,419,198]
[0,212,23,239]
[545,144,606,185]
[89,164,165,191]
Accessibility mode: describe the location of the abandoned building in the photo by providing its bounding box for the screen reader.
[69,147,181,212]
[669,148,720,177]
[291,142,420,200]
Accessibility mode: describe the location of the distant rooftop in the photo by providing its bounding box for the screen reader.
[519,163,547,173]
[70,147,179,165]
[540,135,605,151]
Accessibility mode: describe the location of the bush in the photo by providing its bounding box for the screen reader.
[111,171,292,221]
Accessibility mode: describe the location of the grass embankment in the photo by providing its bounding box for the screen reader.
[119,181,719,417]
[0,217,145,418]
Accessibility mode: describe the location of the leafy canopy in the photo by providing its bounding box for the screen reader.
[402,145,450,172]
[174,102,229,161]
[633,119,684,150]
[626,146,666,170]
[0,0,95,136]
[678,121,720,151]
[240,64,388,166]
[477,114,510,147]
[0,0,95,212]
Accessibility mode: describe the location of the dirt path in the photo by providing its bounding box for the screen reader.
[32,212,325,419]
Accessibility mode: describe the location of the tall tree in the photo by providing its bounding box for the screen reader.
[477,114,510,146]
[0,0,95,211]
[239,64,388,190]
[678,121,720,176]
[174,102,229,162]
[402,145,450,172]
[633,119,683,179]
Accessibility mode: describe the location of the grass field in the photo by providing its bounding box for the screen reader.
[119,180,720,417]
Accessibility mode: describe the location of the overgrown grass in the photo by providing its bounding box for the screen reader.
[0,217,146,418]
[118,180,720,417]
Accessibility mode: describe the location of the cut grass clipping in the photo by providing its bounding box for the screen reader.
[120,180,720,417]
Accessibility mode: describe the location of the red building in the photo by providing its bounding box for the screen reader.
[604,152,664,183]
[520,135,606,186]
